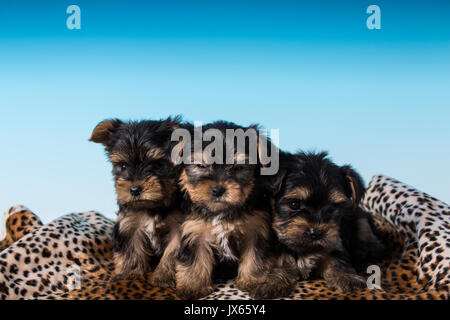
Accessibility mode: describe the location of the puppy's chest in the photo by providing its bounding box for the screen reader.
[121,211,171,255]
[142,215,168,254]
[209,220,244,262]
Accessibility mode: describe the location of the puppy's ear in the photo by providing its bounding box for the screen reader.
[267,168,287,196]
[261,150,296,196]
[89,119,122,150]
[340,165,365,207]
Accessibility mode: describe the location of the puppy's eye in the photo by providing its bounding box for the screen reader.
[119,164,127,172]
[288,200,301,210]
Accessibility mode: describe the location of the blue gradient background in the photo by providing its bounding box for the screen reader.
[0,0,449,224]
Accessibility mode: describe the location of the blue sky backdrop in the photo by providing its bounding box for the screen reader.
[0,0,449,224]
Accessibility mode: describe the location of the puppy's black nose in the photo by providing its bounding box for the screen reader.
[130,185,142,197]
[211,185,225,198]
[308,228,323,240]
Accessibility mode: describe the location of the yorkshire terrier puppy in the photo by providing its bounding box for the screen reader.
[266,151,384,292]
[174,121,292,299]
[90,117,186,287]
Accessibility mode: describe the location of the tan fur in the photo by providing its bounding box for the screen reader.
[235,211,291,297]
[113,209,183,281]
[180,173,216,204]
[222,180,254,206]
[273,215,309,243]
[329,190,349,204]
[113,211,156,279]
[113,250,147,280]
[115,176,164,205]
[109,152,128,164]
[89,119,120,148]
[176,218,215,298]
[240,250,297,299]
[235,247,260,290]
[179,169,254,212]
[176,210,273,299]
[283,187,311,201]
[151,213,183,288]
[320,256,366,292]
[273,215,342,253]
[146,148,166,160]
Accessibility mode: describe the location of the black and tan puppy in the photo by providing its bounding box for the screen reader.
[174,121,292,299]
[266,151,384,292]
[90,117,185,287]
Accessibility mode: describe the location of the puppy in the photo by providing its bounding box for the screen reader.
[90,117,185,287]
[266,151,384,292]
[174,121,292,299]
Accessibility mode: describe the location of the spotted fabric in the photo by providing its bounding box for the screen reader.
[0,205,42,251]
[0,208,177,300]
[0,175,448,300]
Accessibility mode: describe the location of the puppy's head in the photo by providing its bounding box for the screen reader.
[90,117,182,209]
[179,121,268,213]
[267,151,365,254]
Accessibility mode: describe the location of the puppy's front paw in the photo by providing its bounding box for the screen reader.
[235,278,256,294]
[326,273,366,292]
[298,267,313,280]
[176,284,213,300]
[248,280,294,299]
[151,267,176,288]
[243,269,295,299]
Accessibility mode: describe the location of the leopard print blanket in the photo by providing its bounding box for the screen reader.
[0,175,448,300]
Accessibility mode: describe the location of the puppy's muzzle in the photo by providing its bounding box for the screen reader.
[307,227,324,240]
[210,185,226,198]
[130,185,143,197]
